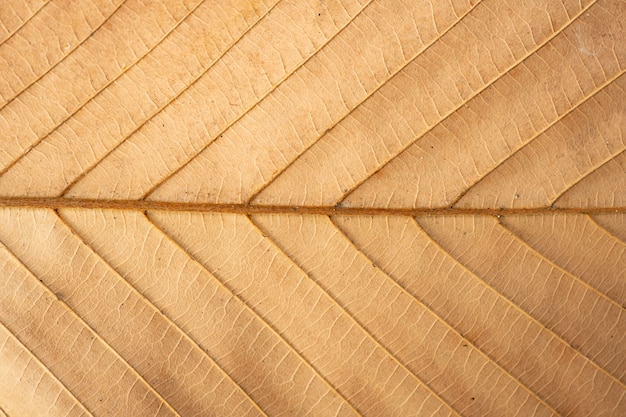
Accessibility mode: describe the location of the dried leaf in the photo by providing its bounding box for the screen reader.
[0,0,624,416]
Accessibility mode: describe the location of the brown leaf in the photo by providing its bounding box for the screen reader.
[0,0,624,416]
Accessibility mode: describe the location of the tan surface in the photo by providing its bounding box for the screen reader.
[0,0,624,416]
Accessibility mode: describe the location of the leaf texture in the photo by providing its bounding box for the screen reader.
[0,0,625,416]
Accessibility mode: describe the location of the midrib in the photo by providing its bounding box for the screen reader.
[0,197,623,216]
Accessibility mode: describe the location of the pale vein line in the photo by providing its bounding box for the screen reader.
[0,237,181,417]
[0,0,128,111]
[502,213,626,308]
[248,215,462,417]
[0,0,51,47]
[143,212,363,417]
[337,0,599,206]
[452,70,626,206]
[59,0,316,197]
[587,213,626,248]
[138,0,378,200]
[498,218,625,313]
[0,0,208,178]
[412,216,626,390]
[54,210,270,417]
[0,320,94,417]
[328,216,561,417]
[551,148,626,205]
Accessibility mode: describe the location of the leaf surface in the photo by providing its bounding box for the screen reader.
[0,1,625,416]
